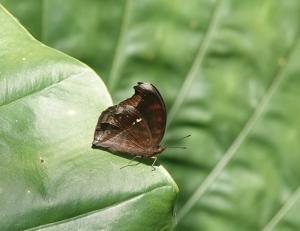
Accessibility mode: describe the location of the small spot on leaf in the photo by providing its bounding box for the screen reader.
[39,157,45,164]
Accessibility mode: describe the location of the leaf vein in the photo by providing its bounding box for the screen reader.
[0,70,89,108]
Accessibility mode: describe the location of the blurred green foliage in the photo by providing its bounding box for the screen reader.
[1,0,300,230]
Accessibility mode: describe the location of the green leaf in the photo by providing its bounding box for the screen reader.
[3,0,300,231]
[0,5,178,231]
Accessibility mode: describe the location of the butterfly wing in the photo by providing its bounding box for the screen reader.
[120,82,166,146]
[92,104,153,156]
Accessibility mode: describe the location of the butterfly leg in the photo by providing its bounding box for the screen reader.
[151,156,158,171]
[120,156,142,169]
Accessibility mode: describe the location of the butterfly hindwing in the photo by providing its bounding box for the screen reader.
[93,104,154,155]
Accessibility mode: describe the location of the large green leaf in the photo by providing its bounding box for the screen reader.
[0,5,178,231]
[2,0,300,231]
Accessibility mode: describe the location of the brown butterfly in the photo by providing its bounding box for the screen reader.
[92,82,166,169]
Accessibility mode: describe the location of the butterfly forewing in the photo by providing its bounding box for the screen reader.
[92,82,166,157]
[120,83,166,146]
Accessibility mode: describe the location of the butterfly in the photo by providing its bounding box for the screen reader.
[92,82,166,169]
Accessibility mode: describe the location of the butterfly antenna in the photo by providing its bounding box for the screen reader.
[175,134,191,141]
[163,135,190,150]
